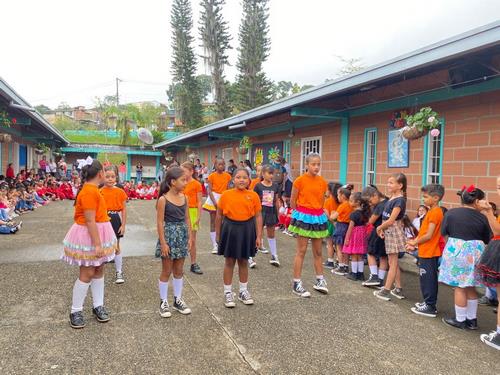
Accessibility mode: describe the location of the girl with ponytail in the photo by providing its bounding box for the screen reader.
[62,158,117,329]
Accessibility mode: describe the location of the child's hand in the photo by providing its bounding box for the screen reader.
[376,226,385,239]
[161,243,170,257]
[407,239,417,247]
[95,245,104,257]
[115,247,121,255]
[256,237,262,249]
[118,225,126,235]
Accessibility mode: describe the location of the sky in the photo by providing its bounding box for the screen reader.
[1,0,499,109]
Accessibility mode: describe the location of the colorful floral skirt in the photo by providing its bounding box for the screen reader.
[476,237,500,286]
[288,206,329,239]
[438,237,485,288]
[62,222,117,267]
[202,192,221,212]
[343,225,368,255]
[156,221,189,260]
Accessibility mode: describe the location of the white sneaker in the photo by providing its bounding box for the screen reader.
[115,271,125,284]
[224,292,236,308]
[211,244,218,254]
[238,290,254,305]
[249,258,256,268]
[259,247,269,254]
[270,255,280,267]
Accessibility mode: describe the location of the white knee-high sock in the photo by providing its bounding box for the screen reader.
[115,253,123,273]
[466,299,478,320]
[351,261,357,273]
[90,277,105,308]
[357,261,364,273]
[210,232,216,247]
[173,277,183,299]
[378,269,387,280]
[369,265,378,275]
[239,282,248,292]
[455,305,467,322]
[159,280,168,301]
[268,238,277,256]
[71,279,90,313]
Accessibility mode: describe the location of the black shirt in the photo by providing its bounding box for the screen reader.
[227,165,237,176]
[441,207,492,244]
[164,199,186,223]
[382,196,406,221]
[254,182,279,211]
[350,210,367,226]
[372,200,387,227]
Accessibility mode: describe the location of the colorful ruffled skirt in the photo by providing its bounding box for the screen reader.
[438,237,485,288]
[288,206,329,239]
[61,222,117,266]
[202,192,221,212]
[476,237,500,286]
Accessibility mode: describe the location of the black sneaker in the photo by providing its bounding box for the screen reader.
[345,272,358,281]
[173,297,192,315]
[293,280,311,298]
[465,318,478,330]
[411,303,437,318]
[323,260,335,269]
[92,305,110,323]
[478,295,499,307]
[357,272,365,281]
[390,287,406,300]
[332,265,348,276]
[190,263,203,275]
[362,274,381,287]
[69,311,86,329]
[312,278,328,294]
[442,316,466,330]
[269,255,280,267]
[159,299,171,318]
[480,331,500,351]
[373,288,391,301]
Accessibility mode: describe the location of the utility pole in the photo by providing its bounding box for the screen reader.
[116,77,121,106]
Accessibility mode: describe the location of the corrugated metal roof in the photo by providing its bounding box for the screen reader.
[154,20,500,148]
[0,77,69,144]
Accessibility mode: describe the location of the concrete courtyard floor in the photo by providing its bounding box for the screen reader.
[0,200,499,374]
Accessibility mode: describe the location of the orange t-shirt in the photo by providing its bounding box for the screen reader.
[218,188,262,221]
[249,177,261,191]
[417,206,444,258]
[293,173,327,209]
[336,202,353,223]
[100,186,128,211]
[184,179,202,208]
[324,196,339,216]
[208,172,232,194]
[74,183,109,225]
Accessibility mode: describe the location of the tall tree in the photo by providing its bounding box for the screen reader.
[234,0,272,112]
[171,0,203,129]
[199,0,232,119]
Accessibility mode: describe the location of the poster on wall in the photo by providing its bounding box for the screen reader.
[387,129,409,168]
[252,142,283,168]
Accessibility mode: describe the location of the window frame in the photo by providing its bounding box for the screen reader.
[300,136,322,174]
[362,128,378,187]
[422,118,445,185]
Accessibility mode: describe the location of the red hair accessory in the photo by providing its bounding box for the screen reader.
[466,184,475,193]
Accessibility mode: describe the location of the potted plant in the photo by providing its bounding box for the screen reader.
[35,143,50,155]
[402,107,440,140]
[238,136,252,154]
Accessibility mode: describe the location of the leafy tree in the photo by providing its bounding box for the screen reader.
[271,81,314,100]
[171,0,203,129]
[334,56,364,78]
[234,0,272,112]
[199,0,232,119]
[34,104,51,114]
[56,102,72,111]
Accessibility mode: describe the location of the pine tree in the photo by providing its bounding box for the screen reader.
[199,0,232,119]
[234,0,272,112]
[171,0,203,129]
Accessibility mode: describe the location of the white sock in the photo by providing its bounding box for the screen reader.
[350,261,357,273]
[455,305,467,322]
[485,288,493,299]
[293,278,301,283]
[369,265,378,275]
[159,280,168,301]
[466,299,478,320]
[316,275,324,280]
[378,269,387,280]
[71,279,90,313]
[497,325,500,334]
[239,282,248,292]
[357,261,364,273]
[114,253,123,273]
[268,238,277,257]
[90,277,105,308]
[224,284,232,294]
[173,277,183,299]
[328,258,334,263]
[210,232,216,247]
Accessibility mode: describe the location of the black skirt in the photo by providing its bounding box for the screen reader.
[367,230,386,257]
[333,222,349,245]
[476,239,500,286]
[108,212,123,238]
[218,217,257,259]
[262,207,278,227]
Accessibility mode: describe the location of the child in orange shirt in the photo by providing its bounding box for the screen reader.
[182,161,203,275]
[288,153,329,297]
[62,158,117,329]
[407,184,445,318]
[323,182,341,269]
[203,159,232,253]
[216,168,262,307]
[101,165,128,284]
[331,184,354,276]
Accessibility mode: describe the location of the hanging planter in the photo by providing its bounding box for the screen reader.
[401,107,440,140]
[239,136,252,154]
[35,143,50,155]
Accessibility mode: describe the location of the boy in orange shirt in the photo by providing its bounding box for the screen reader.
[407,184,445,318]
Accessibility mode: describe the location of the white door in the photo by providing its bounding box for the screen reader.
[300,136,322,174]
[222,147,233,166]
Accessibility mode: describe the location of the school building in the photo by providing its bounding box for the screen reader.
[154,22,500,212]
[0,77,68,175]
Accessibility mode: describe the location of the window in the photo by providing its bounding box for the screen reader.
[423,122,444,185]
[300,136,321,174]
[363,129,377,186]
[283,140,291,165]
[222,147,233,167]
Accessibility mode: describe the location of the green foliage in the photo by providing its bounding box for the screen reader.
[404,107,440,131]
[239,135,252,149]
[171,0,204,129]
[271,81,314,100]
[34,104,51,114]
[151,130,166,144]
[53,116,86,131]
[63,132,140,146]
[234,0,272,112]
[199,0,232,119]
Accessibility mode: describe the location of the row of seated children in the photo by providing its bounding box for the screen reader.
[123,181,159,200]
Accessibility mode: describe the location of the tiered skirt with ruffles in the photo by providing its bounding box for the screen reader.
[288,206,329,239]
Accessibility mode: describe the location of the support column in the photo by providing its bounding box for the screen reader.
[156,155,160,176]
[339,117,349,184]
[126,154,132,181]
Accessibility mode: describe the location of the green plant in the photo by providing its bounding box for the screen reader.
[239,136,252,149]
[404,107,440,131]
[35,143,51,153]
